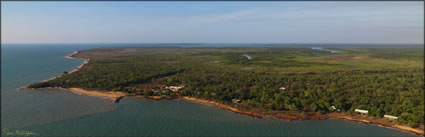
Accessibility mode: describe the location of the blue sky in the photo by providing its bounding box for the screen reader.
[1,2,424,44]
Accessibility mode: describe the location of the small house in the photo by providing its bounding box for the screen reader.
[331,106,341,112]
[232,99,241,103]
[279,87,286,90]
[384,115,398,120]
[165,85,184,92]
[354,109,368,114]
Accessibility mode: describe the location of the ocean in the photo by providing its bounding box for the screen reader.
[1,44,419,136]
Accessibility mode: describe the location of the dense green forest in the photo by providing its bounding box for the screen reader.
[28,47,424,128]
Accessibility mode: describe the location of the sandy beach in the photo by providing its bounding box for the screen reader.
[68,88,126,102]
[69,58,89,73]
[181,96,266,118]
[40,51,88,83]
[18,51,89,90]
[136,95,173,100]
[328,113,424,136]
[64,51,79,59]
[64,51,90,74]
[23,51,124,102]
[394,125,425,136]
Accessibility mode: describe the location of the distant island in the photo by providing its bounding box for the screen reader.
[26,46,424,135]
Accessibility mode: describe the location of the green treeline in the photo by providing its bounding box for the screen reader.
[170,68,424,127]
[29,56,188,91]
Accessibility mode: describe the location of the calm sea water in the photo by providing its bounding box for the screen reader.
[1,44,419,136]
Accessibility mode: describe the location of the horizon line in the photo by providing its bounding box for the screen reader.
[2,42,424,45]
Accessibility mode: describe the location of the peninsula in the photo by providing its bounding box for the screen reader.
[26,46,424,135]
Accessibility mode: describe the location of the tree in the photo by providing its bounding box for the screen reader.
[145,90,154,96]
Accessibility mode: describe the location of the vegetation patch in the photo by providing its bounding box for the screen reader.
[28,47,424,128]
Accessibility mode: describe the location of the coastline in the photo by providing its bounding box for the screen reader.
[23,51,424,136]
[180,96,266,118]
[179,96,424,136]
[37,86,424,136]
[68,88,126,103]
[327,113,424,136]
[64,51,90,74]
[64,51,79,59]
[18,51,89,90]
[40,86,425,136]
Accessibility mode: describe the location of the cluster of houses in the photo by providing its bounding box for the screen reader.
[143,85,184,95]
[354,109,398,120]
[163,84,401,121]
[277,86,399,121]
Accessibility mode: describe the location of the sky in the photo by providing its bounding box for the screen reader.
[1,2,424,44]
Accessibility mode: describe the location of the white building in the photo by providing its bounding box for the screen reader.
[232,99,241,103]
[279,87,286,90]
[384,115,398,120]
[331,106,341,112]
[165,86,184,92]
[354,109,368,114]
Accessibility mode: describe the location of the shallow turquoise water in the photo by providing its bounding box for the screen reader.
[1,44,419,136]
